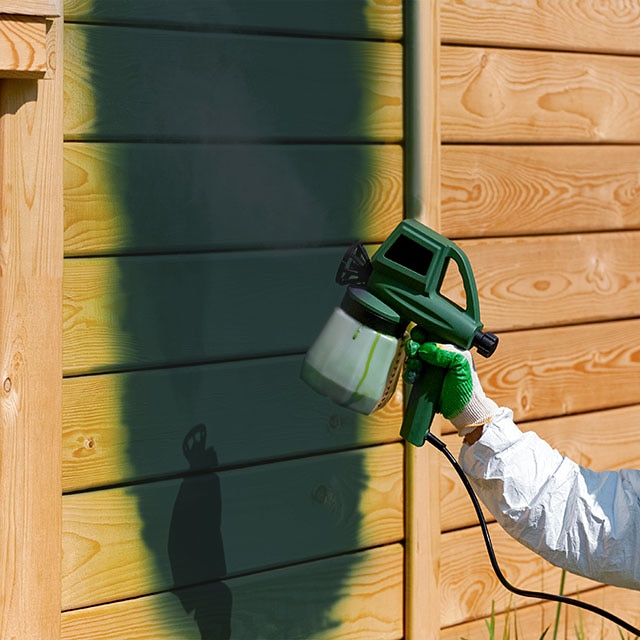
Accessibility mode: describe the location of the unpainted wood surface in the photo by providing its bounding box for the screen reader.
[0,16,47,76]
[441,584,640,640]
[441,146,640,238]
[404,1,442,637]
[441,0,640,55]
[61,544,403,640]
[0,0,59,15]
[454,231,640,331]
[62,356,402,491]
[478,320,640,423]
[64,0,402,40]
[441,46,640,143]
[63,142,403,255]
[551,585,640,638]
[64,25,402,142]
[440,404,640,532]
[0,16,63,639]
[440,521,605,628]
[440,598,547,640]
[62,443,403,609]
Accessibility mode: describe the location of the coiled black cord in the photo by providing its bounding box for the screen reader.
[426,431,640,636]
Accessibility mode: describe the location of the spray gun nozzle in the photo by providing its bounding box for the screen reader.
[473,330,499,358]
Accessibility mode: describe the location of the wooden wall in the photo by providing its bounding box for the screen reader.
[437,1,640,637]
[49,1,640,637]
[60,1,406,638]
[0,3,63,638]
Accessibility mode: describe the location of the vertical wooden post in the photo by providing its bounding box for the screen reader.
[404,0,441,638]
[0,3,63,638]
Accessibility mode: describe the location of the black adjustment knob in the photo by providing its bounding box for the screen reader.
[473,331,499,358]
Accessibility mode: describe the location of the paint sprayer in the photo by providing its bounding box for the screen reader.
[301,219,498,446]
[300,220,640,635]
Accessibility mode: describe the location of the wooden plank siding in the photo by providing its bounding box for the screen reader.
[0,6,63,638]
[61,545,404,640]
[438,1,640,635]
[0,15,48,77]
[63,142,403,255]
[61,1,405,638]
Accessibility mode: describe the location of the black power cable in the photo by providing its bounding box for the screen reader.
[426,431,640,637]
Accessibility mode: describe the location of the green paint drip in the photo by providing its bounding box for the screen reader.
[347,332,381,407]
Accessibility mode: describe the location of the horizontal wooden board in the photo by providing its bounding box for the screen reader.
[62,355,402,492]
[61,544,403,640]
[549,586,640,639]
[63,248,348,375]
[63,142,403,255]
[442,585,640,640]
[440,404,640,532]
[63,234,640,374]
[64,25,402,141]
[440,522,603,628]
[454,231,640,332]
[0,0,59,15]
[441,146,640,238]
[441,598,546,640]
[441,0,640,55]
[62,443,403,609]
[441,46,640,143]
[477,319,640,423]
[0,16,47,77]
[64,0,402,41]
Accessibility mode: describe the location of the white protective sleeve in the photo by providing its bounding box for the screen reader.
[459,407,640,591]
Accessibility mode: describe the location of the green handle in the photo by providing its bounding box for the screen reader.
[400,364,446,446]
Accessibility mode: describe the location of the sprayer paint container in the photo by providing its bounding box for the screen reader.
[301,287,406,414]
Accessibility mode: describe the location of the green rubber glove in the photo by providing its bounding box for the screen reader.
[404,337,498,435]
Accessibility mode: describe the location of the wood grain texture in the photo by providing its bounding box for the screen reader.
[404,2,441,637]
[478,320,640,423]
[61,544,403,640]
[64,24,402,142]
[63,142,403,255]
[440,404,640,532]
[64,0,402,41]
[442,585,640,639]
[0,16,47,77]
[0,0,59,15]
[440,599,546,640]
[62,356,402,491]
[441,146,640,238]
[62,443,403,609]
[549,585,640,638]
[441,0,640,55]
[441,46,640,143]
[454,232,640,331]
[62,249,351,375]
[62,234,640,374]
[441,522,548,627]
[0,16,63,640]
[440,522,604,628]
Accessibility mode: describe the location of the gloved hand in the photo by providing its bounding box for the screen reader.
[404,329,498,437]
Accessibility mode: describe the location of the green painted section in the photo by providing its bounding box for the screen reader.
[65,24,400,142]
[63,7,403,636]
[65,445,401,606]
[64,143,399,254]
[66,355,399,491]
[64,0,401,40]
[65,248,346,375]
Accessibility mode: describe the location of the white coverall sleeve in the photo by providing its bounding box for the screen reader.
[459,407,640,591]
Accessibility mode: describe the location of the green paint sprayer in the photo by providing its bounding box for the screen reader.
[301,220,499,446]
